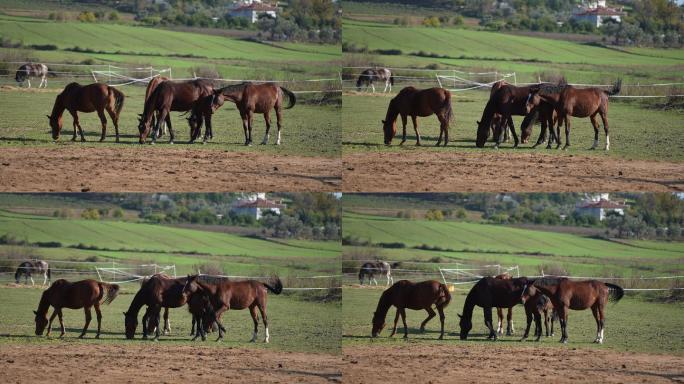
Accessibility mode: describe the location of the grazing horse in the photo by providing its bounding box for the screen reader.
[187,287,226,341]
[15,63,49,88]
[182,274,283,342]
[382,86,453,146]
[356,68,394,93]
[371,280,451,339]
[123,274,188,340]
[458,276,529,340]
[526,79,621,150]
[138,79,215,144]
[143,76,170,139]
[217,82,296,146]
[48,82,125,142]
[521,277,624,344]
[34,279,119,338]
[520,292,556,342]
[494,273,515,336]
[186,89,227,143]
[475,83,557,149]
[358,261,396,286]
[15,260,51,286]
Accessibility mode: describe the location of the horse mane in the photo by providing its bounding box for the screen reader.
[534,276,564,287]
[219,82,251,95]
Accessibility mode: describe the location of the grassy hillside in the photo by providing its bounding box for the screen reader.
[342,212,684,276]
[343,19,684,83]
[342,93,683,162]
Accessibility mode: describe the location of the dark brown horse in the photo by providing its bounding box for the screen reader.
[382,87,452,146]
[186,89,227,143]
[494,273,515,336]
[520,292,555,342]
[138,79,214,144]
[458,276,529,340]
[521,277,624,344]
[123,274,188,340]
[143,75,169,139]
[48,82,125,142]
[217,82,296,146]
[187,287,226,341]
[371,280,451,339]
[34,279,119,338]
[526,79,621,150]
[182,274,283,342]
[475,83,555,148]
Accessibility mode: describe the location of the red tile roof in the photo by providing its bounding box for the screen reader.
[235,198,284,209]
[232,3,277,12]
[577,199,627,209]
[575,7,623,16]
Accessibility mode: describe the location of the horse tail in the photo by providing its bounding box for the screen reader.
[110,86,125,117]
[390,75,395,86]
[14,267,20,282]
[99,283,121,305]
[605,283,624,303]
[605,78,622,96]
[262,277,283,295]
[443,91,453,122]
[47,267,51,281]
[280,86,296,109]
[437,283,452,308]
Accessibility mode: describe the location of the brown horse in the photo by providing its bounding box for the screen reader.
[186,89,227,143]
[123,274,188,340]
[382,87,452,146]
[138,79,214,144]
[494,273,515,336]
[217,82,296,146]
[48,82,125,142]
[187,287,226,341]
[34,279,119,338]
[526,79,621,150]
[520,292,555,342]
[371,280,451,340]
[475,83,556,148]
[458,276,529,340]
[143,75,169,139]
[521,277,624,344]
[182,274,283,342]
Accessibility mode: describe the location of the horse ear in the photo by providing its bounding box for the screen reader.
[457,313,462,318]
[476,120,480,125]
[381,120,385,124]
[33,310,38,315]
[122,312,127,316]
[46,115,50,119]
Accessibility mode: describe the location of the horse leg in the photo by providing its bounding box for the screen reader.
[562,116,571,150]
[257,303,269,343]
[435,117,444,147]
[79,307,92,338]
[400,308,408,339]
[94,303,102,339]
[27,78,31,88]
[163,307,170,335]
[30,275,35,286]
[600,110,610,151]
[275,106,283,145]
[163,111,174,144]
[544,310,550,337]
[106,107,120,143]
[496,308,503,335]
[261,110,271,145]
[57,309,65,338]
[46,308,58,337]
[589,113,600,149]
[383,80,389,93]
[521,308,532,341]
[247,111,254,145]
[506,307,514,335]
[389,308,399,337]
[437,306,445,340]
[533,311,542,342]
[598,305,605,344]
[420,307,436,333]
[399,114,407,145]
[97,109,107,142]
[591,305,603,343]
[508,116,519,148]
[559,305,569,343]
[411,115,422,146]
[249,305,259,342]
[141,307,149,339]
[203,114,212,143]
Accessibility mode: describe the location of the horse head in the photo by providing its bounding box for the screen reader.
[210,90,226,112]
[371,311,386,337]
[47,114,62,140]
[34,310,48,336]
[475,119,490,148]
[525,89,541,114]
[382,119,396,145]
[458,313,472,340]
[123,311,138,339]
[182,274,200,297]
[137,114,150,143]
[520,282,537,304]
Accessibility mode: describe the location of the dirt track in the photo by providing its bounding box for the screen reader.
[343,344,684,383]
[0,344,341,383]
[0,147,340,192]
[343,152,684,192]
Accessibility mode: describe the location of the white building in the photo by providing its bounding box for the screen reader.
[575,195,627,221]
[230,1,277,23]
[231,195,285,220]
[572,5,622,28]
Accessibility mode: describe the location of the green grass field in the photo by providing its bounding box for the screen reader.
[342,212,684,277]
[0,286,340,354]
[0,85,340,157]
[343,19,684,84]
[343,287,684,355]
[342,93,683,162]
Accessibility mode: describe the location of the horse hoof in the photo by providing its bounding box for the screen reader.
[95,334,100,339]
[169,141,174,145]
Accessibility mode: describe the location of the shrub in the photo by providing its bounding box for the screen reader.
[77,11,97,23]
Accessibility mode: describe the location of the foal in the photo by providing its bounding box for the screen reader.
[187,288,226,341]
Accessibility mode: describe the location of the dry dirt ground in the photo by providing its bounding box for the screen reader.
[342,344,684,384]
[343,152,684,192]
[0,147,340,192]
[0,344,341,384]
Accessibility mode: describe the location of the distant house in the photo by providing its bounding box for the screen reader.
[230,1,277,23]
[575,196,627,221]
[572,5,623,28]
[231,197,285,220]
